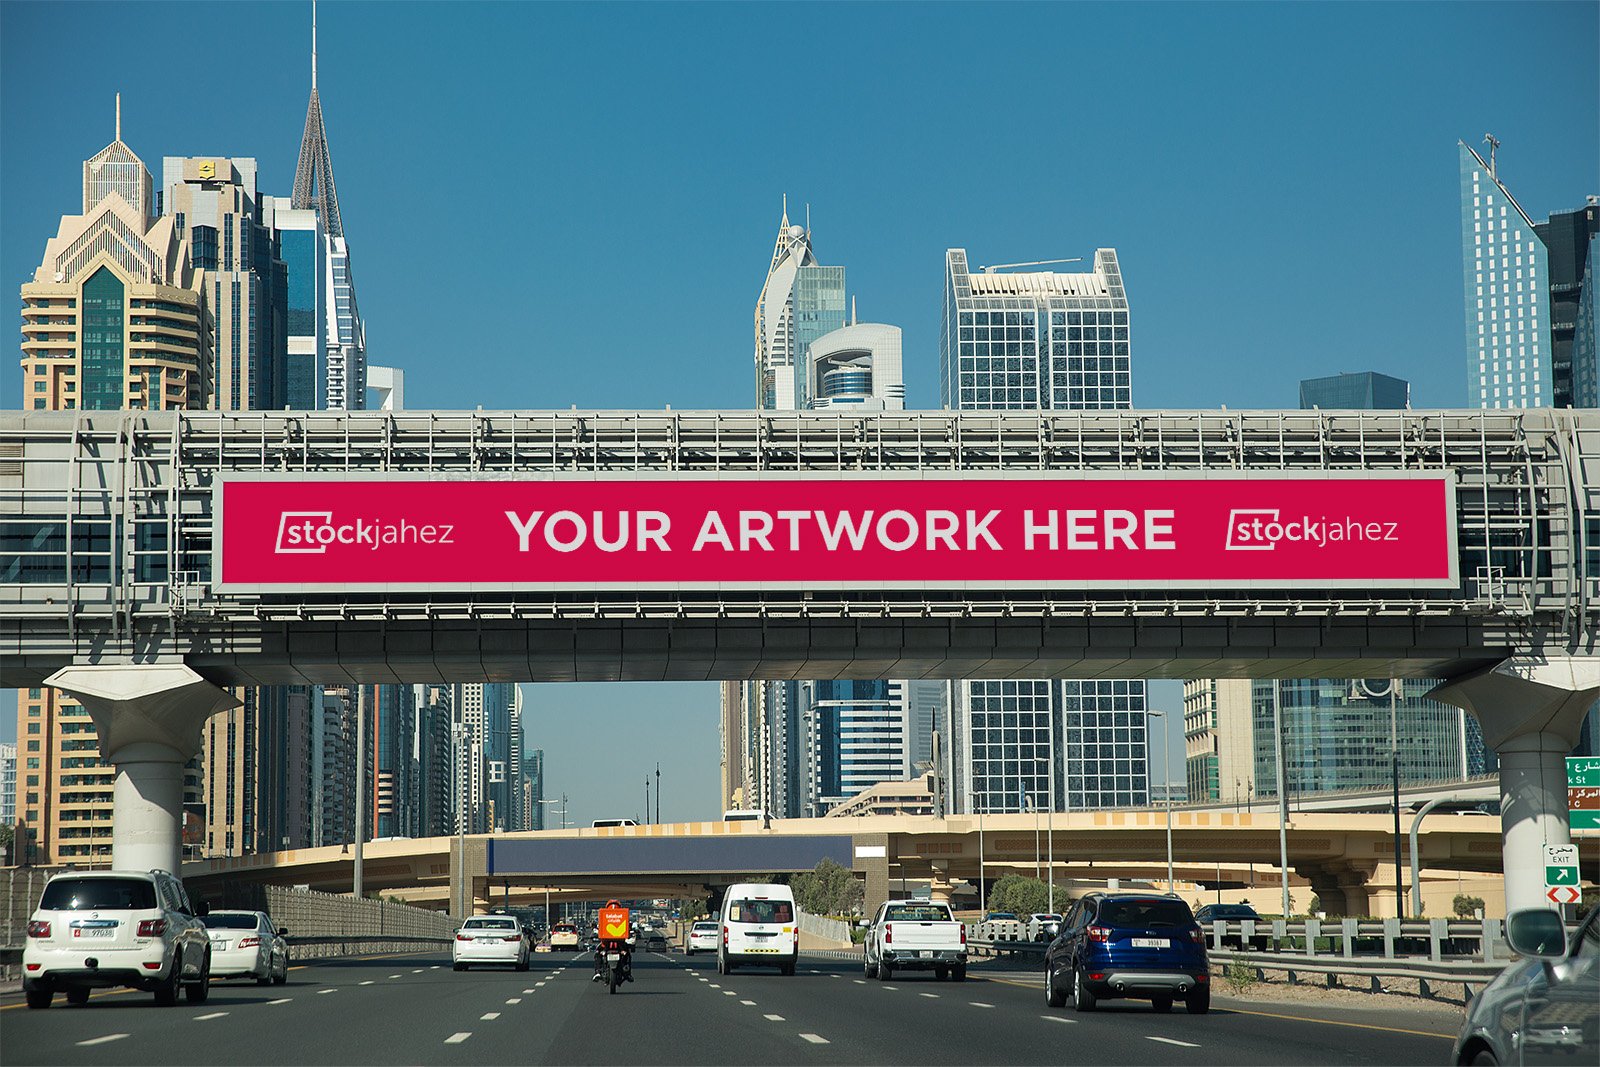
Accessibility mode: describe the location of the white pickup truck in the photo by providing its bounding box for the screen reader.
[861,899,968,982]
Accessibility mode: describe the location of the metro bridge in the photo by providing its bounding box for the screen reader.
[2,407,1597,914]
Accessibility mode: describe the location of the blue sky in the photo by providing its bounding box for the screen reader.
[3,2,1596,824]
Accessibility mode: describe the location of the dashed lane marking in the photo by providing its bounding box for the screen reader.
[740,1000,756,1006]
[77,1035,129,1047]
[1147,1037,1202,1048]
[723,990,737,996]
[507,998,522,1004]
[389,974,403,979]
[359,980,374,986]
[799,1034,830,1044]
[919,993,940,999]
[412,969,425,974]
[193,1012,229,1021]
[481,1012,501,1020]
[444,1033,472,1044]
[523,988,535,994]
[267,998,292,1005]
[1041,1015,1076,1024]
[536,981,547,987]
[829,974,840,978]
[317,988,336,995]
[709,983,721,988]
[764,1014,785,1021]
[970,1002,994,1008]
[881,985,898,991]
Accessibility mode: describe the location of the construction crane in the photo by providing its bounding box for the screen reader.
[979,257,1084,274]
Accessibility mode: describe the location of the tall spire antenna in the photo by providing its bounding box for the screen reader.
[805,202,811,234]
[781,192,789,228]
[1484,133,1501,180]
[115,93,121,140]
[851,295,857,326]
[311,0,318,90]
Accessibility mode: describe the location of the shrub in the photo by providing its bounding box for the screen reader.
[1223,959,1258,995]
[1453,895,1485,919]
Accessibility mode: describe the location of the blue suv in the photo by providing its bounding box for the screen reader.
[1044,893,1210,1014]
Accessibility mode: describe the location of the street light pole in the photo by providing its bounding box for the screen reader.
[1389,680,1404,919]
[1272,684,1291,919]
[1150,711,1173,891]
[354,691,366,900]
[534,795,568,930]
[1034,756,1054,914]
[451,723,468,921]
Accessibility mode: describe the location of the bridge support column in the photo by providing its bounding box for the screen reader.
[927,862,954,906]
[1430,656,1600,916]
[1295,862,1375,918]
[44,664,238,876]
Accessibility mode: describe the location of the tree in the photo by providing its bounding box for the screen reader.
[988,874,1050,917]
[791,858,864,917]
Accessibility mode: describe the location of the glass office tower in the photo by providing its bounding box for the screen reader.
[1299,371,1409,410]
[1459,141,1552,408]
[941,247,1147,814]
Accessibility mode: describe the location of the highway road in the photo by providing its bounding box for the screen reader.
[2,949,1459,1065]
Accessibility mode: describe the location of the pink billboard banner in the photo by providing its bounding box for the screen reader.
[216,473,1458,591]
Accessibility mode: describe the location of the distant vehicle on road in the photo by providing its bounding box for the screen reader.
[1044,893,1209,1015]
[1193,903,1266,949]
[452,914,529,972]
[592,819,638,828]
[202,910,288,985]
[643,930,668,952]
[1027,913,1064,941]
[722,809,770,823]
[980,912,1024,941]
[22,869,212,1010]
[686,920,719,955]
[862,899,968,982]
[550,921,581,949]
[718,883,797,975]
[1453,904,1598,1066]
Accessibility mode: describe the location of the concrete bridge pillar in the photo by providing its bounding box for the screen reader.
[927,862,954,906]
[1295,862,1376,917]
[1431,656,1600,916]
[44,664,238,876]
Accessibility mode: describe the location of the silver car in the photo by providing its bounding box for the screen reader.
[1453,905,1598,1065]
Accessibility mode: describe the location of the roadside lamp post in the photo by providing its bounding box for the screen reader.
[1033,757,1054,914]
[1357,679,1406,919]
[1272,685,1291,920]
[451,723,469,920]
[1149,711,1174,891]
[535,796,568,929]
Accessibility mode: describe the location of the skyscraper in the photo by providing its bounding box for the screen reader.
[1535,199,1600,409]
[805,320,905,411]
[161,157,287,411]
[753,199,845,410]
[527,748,545,831]
[14,102,210,865]
[1182,679,1255,805]
[940,247,1148,814]
[291,6,367,410]
[1299,371,1409,410]
[1459,140,1553,409]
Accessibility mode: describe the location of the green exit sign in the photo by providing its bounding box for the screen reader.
[1569,757,1600,831]
[1546,864,1579,885]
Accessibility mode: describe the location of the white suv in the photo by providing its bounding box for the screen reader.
[22,869,212,1009]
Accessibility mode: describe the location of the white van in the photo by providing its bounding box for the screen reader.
[717,882,798,975]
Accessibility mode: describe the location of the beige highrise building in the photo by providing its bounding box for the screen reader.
[13,101,210,865]
[1182,679,1257,806]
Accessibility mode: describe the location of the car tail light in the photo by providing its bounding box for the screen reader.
[505,934,521,943]
[143,961,161,970]
[1187,928,1204,944]
[237,936,260,948]
[137,919,166,938]
[1087,926,1111,942]
[456,933,472,941]
[722,926,728,946]
[1090,972,1105,980]
[884,924,892,944]
[1196,973,1209,982]
[25,963,41,971]
[26,920,50,938]
[960,926,967,945]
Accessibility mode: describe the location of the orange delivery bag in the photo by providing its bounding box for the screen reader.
[598,902,630,942]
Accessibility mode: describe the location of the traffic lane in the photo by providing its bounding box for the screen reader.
[0,950,575,1067]
[785,955,1456,1066]
[461,951,850,1067]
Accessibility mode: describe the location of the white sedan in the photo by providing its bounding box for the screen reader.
[202,910,288,985]
[453,915,530,971]
[686,921,719,954]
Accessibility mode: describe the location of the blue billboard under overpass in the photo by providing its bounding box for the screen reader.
[486,835,856,878]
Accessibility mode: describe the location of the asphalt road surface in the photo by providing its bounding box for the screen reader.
[2,950,1459,1065]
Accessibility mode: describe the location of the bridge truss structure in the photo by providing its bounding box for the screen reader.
[2,408,1596,685]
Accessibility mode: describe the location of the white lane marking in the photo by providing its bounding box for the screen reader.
[317,988,336,995]
[431,965,441,970]
[809,969,822,974]
[723,990,737,996]
[829,974,840,978]
[412,969,424,973]
[882,985,899,991]
[389,974,403,979]
[77,1035,129,1047]
[970,1002,994,1008]
[506,998,522,1004]
[1041,1015,1077,1024]
[920,992,940,999]
[523,988,535,994]
[193,1011,229,1021]
[740,1000,756,1005]
[1146,1036,1201,1048]
[799,1034,830,1044]
[536,981,547,987]
[480,1012,501,1020]
[853,979,866,985]
[444,1032,472,1044]
[360,980,374,986]
[764,1014,785,1021]
[709,983,721,988]
[267,998,292,1005]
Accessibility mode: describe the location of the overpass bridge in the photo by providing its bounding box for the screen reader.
[1177,775,1501,815]
[3,407,1597,913]
[182,811,1522,920]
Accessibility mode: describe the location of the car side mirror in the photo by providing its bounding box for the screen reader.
[857,919,869,929]
[197,900,210,917]
[277,926,289,938]
[1506,909,1567,959]
[1042,922,1060,939]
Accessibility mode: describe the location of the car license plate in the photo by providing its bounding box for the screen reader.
[1132,938,1167,948]
[917,950,930,958]
[211,939,231,950]
[74,927,114,939]
[606,953,621,964]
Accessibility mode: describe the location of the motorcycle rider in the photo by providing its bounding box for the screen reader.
[592,899,635,984]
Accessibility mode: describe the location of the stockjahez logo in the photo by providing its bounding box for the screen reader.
[274,511,458,553]
[275,512,334,554]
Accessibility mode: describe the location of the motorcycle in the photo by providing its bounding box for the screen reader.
[601,946,626,993]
